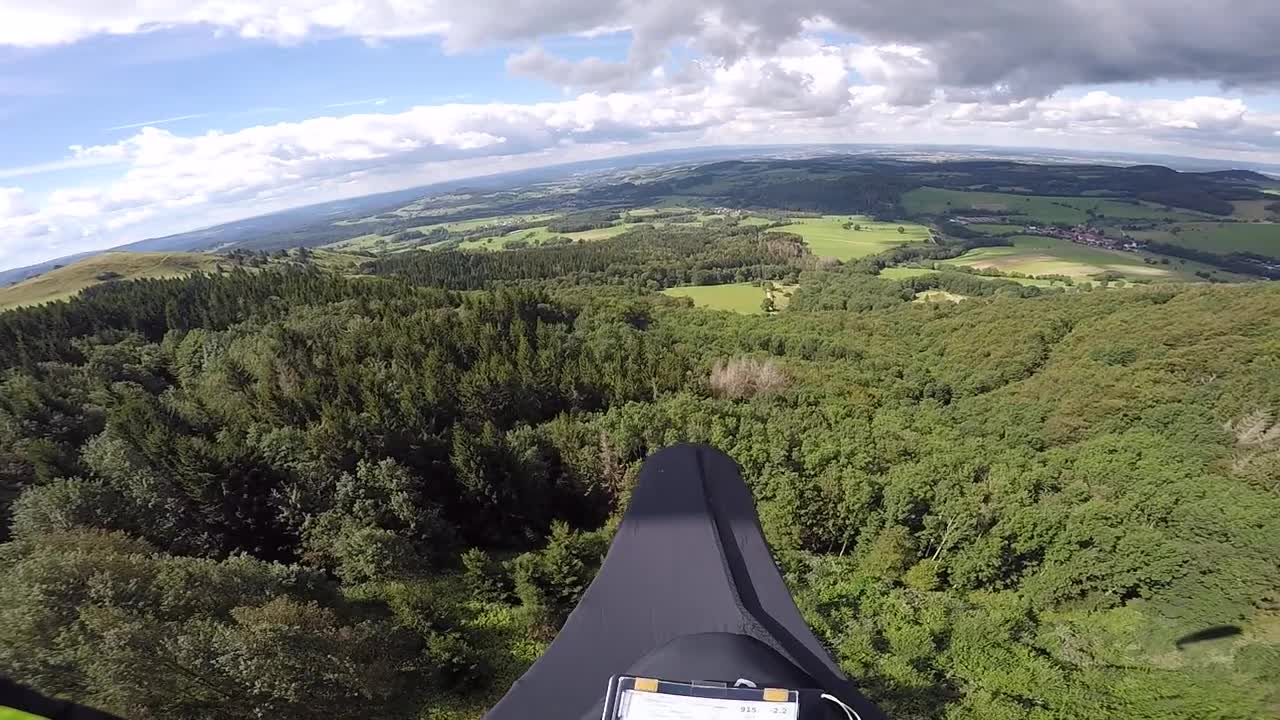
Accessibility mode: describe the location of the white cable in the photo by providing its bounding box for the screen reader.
[820,693,863,720]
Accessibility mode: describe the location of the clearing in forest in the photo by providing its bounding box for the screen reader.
[662,282,796,314]
[780,216,931,260]
[878,267,939,280]
[913,289,966,303]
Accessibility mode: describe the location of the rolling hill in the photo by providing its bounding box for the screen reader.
[0,252,224,311]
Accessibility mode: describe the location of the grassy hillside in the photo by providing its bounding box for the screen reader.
[0,252,222,311]
[1130,222,1280,256]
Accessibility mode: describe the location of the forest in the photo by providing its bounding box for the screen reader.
[366,225,809,290]
[1,223,1279,720]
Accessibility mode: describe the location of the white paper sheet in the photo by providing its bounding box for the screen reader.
[618,690,798,720]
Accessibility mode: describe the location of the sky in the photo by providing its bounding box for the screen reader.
[2,1,1280,270]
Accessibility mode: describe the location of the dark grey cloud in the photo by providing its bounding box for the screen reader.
[457,0,1280,100]
[17,1,1280,100]
[827,0,1280,95]
[506,46,649,90]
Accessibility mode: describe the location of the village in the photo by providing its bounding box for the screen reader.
[949,214,1146,252]
[1022,224,1146,251]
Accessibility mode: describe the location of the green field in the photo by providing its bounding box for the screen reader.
[624,206,699,218]
[330,213,560,252]
[559,224,633,241]
[330,232,387,251]
[662,283,771,313]
[336,208,777,254]
[335,204,505,226]
[903,187,1208,224]
[879,266,940,280]
[965,223,1024,236]
[878,265,1077,288]
[457,209,778,252]
[0,252,223,311]
[779,216,932,260]
[637,209,774,228]
[408,213,559,234]
[1130,222,1280,256]
[455,236,510,251]
[309,249,373,272]
[1230,200,1279,221]
[947,235,1208,281]
[458,223,632,250]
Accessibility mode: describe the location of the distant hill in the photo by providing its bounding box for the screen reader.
[0,252,223,311]
[1194,169,1275,183]
[0,145,777,286]
[3,144,1277,289]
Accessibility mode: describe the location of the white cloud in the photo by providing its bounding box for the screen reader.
[0,188,30,218]
[0,1,453,47]
[846,45,939,106]
[706,40,852,116]
[0,188,58,268]
[1032,93,1274,147]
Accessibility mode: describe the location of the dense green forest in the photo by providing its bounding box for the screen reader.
[367,225,809,290]
[2,240,1279,719]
